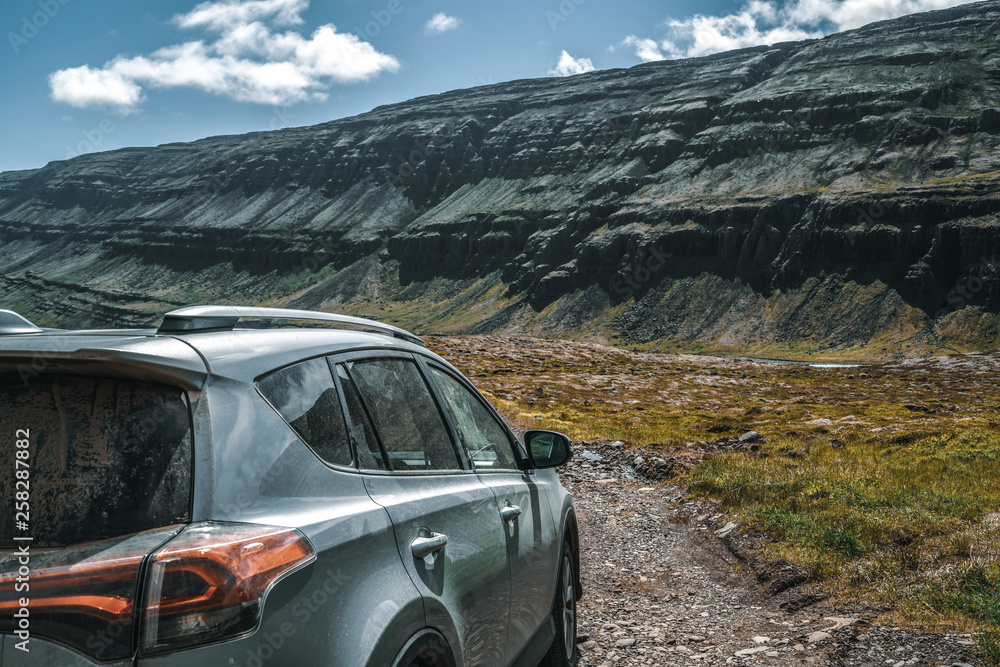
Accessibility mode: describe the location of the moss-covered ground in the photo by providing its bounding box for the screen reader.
[430,335,1000,663]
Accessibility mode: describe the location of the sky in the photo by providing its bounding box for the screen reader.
[0,0,983,174]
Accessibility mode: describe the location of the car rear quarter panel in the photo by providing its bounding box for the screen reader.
[175,374,426,666]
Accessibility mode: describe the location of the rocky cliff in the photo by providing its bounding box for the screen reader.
[3,1,1000,358]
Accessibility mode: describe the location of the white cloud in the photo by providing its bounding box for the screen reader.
[624,0,978,61]
[549,50,595,76]
[622,36,666,63]
[424,13,461,35]
[49,66,144,111]
[175,0,307,30]
[49,0,399,112]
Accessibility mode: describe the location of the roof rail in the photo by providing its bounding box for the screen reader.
[0,310,43,335]
[157,306,424,346]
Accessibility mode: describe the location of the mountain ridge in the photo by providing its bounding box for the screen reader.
[2,0,1000,359]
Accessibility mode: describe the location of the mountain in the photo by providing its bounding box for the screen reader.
[2,1,1000,359]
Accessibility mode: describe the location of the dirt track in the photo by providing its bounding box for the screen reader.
[563,442,981,667]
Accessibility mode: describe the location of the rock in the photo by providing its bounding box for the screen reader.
[823,617,858,630]
[715,521,737,538]
[739,431,764,443]
[807,631,833,644]
[751,636,770,643]
[615,638,635,647]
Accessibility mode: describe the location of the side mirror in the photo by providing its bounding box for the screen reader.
[523,430,573,469]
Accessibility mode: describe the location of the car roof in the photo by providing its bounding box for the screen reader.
[0,327,439,388]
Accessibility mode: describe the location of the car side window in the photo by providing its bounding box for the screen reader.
[257,357,353,468]
[335,364,387,471]
[430,367,520,470]
[345,358,461,472]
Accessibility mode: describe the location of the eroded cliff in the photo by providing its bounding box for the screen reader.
[2,1,1000,358]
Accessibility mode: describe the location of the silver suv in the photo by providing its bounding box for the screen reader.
[0,306,581,667]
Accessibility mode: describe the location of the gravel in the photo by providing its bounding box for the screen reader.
[561,442,983,666]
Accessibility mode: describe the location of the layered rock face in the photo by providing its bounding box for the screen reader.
[2,1,1000,356]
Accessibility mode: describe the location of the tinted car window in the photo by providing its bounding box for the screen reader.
[346,359,460,471]
[0,375,191,548]
[257,357,353,468]
[335,364,386,471]
[431,367,519,470]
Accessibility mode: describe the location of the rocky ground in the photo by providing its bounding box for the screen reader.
[563,441,981,667]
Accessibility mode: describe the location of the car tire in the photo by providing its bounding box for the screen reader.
[394,630,456,667]
[540,541,579,667]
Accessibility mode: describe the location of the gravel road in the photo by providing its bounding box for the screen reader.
[563,442,982,667]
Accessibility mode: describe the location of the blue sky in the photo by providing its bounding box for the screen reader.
[0,0,979,173]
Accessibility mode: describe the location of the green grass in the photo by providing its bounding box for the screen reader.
[689,430,1000,565]
[689,431,1000,663]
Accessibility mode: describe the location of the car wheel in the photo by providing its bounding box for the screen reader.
[402,634,455,667]
[540,541,579,667]
[406,651,450,667]
[392,629,456,667]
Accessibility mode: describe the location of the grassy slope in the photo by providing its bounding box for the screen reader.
[273,259,1000,363]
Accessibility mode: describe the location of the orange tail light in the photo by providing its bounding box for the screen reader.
[141,522,316,655]
[0,526,182,661]
[0,522,315,661]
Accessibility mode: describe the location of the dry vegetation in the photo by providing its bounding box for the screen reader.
[428,335,1000,663]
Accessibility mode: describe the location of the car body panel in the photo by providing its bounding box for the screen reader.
[477,469,562,664]
[0,635,133,667]
[0,333,207,389]
[363,473,510,666]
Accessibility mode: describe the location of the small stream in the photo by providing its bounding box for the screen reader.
[720,355,863,368]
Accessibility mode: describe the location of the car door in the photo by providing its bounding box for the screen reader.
[424,362,561,665]
[331,351,511,665]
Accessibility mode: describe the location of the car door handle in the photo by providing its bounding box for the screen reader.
[500,505,522,523]
[411,532,448,559]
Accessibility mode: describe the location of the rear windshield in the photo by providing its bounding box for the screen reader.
[0,374,193,547]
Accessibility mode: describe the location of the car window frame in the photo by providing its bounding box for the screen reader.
[419,358,527,474]
[253,353,360,475]
[330,349,474,476]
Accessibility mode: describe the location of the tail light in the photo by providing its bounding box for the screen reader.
[0,526,182,662]
[0,522,315,661]
[141,522,316,655]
